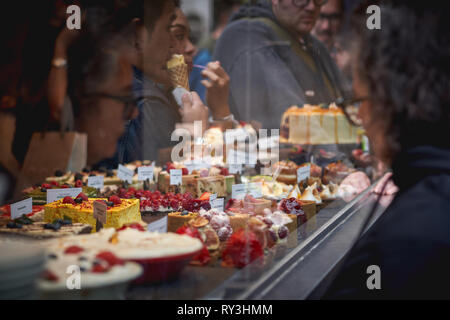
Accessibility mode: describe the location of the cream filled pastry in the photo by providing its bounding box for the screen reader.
[300,183,322,204]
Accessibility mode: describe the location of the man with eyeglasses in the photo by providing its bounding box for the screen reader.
[312,0,344,53]
[213,0,350,129]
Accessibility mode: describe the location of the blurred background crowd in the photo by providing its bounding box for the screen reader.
[0,0,367,200]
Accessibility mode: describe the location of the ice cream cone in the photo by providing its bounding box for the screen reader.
[167,54,190,91]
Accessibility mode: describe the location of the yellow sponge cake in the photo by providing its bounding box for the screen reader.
[44,197,141,232]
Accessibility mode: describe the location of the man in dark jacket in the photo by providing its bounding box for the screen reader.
[213,0,349,129]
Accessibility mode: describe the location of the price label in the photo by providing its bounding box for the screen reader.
[232,184,246,200]
[117,164,133,183]
[47,188,82,204]
[297,165,311,183]
[11,198,32,220]
[211,198,224,211]
[229,164,242,174]
[209,193,218,207]
[148,216,168,233]
[170,169,182,185]
[247,182,263,198]
[88,175,104,189]
[138,166,154,181]
[93,200,107,224]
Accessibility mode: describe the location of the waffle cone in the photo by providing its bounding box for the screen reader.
[168,64,190,91]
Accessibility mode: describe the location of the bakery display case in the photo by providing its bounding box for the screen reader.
[123,181,389,300]
[0,91,378,300]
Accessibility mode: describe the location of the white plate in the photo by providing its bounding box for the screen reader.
[37,262,142,291]
[37,262,142,300]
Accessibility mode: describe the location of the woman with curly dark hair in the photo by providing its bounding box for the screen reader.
[324,0,450,299]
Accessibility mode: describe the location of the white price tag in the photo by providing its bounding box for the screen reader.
[138,166,154,181]
[232,184,246,200]
[148,216,168,233]
[209,194,218,202]
[229,164,242,174]
[117,164,133,183]
[170,169,182,185]
[210,198,224,211]
[47,188,83,204]
[247,182,263,198]
[93,200,107,224]
[11,198,33,220]
[297,165,311,183]
[87,175,104,189]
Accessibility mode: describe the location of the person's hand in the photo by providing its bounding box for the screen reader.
[180,91,208,130]
[202,61,231,120]
[340,171,371,193]
[373,172,398,195]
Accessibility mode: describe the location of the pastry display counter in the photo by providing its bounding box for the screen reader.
[122,182,388,300]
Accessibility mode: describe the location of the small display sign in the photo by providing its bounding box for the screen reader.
[232,184,246,200]
[87,175,104,189]
[11,198,33,220]
[47,188,82,204]
[170,169,182,185]
[93,200,107,224]
[147,216,168,233]
[138,166,154,181]
[210,198,224,211]
[297,165,311,183]
[117,164,133,183]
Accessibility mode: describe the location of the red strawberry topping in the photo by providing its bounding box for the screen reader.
[91,263,110,273]
[220,167,230,176]
[166,162,176,171]
[109,195,122,205]
[222,230,264,268]
[279,198,304,216]
[62,196,76,205]
[117,223,145,232]
[76,193,89,201]
[64,246,84,254]
[95,251,124,267]
[192,245,211,266]
[176,226,202,241]
[75,180,83,188]
[42,270,59,282]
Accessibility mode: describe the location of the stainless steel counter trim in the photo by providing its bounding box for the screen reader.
[236,185,375,300]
